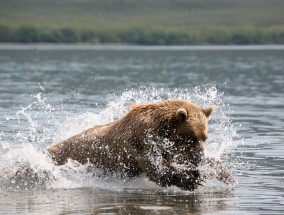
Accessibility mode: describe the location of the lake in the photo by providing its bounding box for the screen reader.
[0,45,283,214]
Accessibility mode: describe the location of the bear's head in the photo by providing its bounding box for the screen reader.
[164,100,215,166]
[130,99,215,167]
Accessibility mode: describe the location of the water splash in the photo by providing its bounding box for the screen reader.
[0,86,240,191]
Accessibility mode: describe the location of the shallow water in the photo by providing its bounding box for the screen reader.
[0,45,283,214]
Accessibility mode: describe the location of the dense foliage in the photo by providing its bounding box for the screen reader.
[0,0,283,44]
[1,25,283,45]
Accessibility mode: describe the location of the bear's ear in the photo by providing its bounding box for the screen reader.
[202,106,215,118]
[176,108,188,123]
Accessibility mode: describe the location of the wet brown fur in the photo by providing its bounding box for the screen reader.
[47,99,233,190]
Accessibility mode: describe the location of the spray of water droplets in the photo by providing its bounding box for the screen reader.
[0,86,241,191]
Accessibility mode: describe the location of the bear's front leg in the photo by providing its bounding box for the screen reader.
[139,158,202,191]
[199,157,234,185]
[159,167,202,191]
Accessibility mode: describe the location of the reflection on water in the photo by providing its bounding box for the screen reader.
[0,188,235,215]
[0,45,284,214]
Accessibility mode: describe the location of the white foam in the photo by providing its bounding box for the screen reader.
[0,86,240,191]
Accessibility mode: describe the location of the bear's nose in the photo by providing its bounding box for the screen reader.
[201,133,208,142]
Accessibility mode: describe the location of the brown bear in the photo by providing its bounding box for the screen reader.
[47,99,234,191]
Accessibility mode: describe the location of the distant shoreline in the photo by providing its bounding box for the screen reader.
[1,0,283,46]
[1,43,284,51]
[1,25,284,46]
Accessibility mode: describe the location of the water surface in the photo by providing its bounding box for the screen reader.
[0,45,283,214]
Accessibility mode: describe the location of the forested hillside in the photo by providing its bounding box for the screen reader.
[0,0,283,44]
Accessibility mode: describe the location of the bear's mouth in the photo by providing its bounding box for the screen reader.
[171,154,203,169]
[170,148,204,168]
